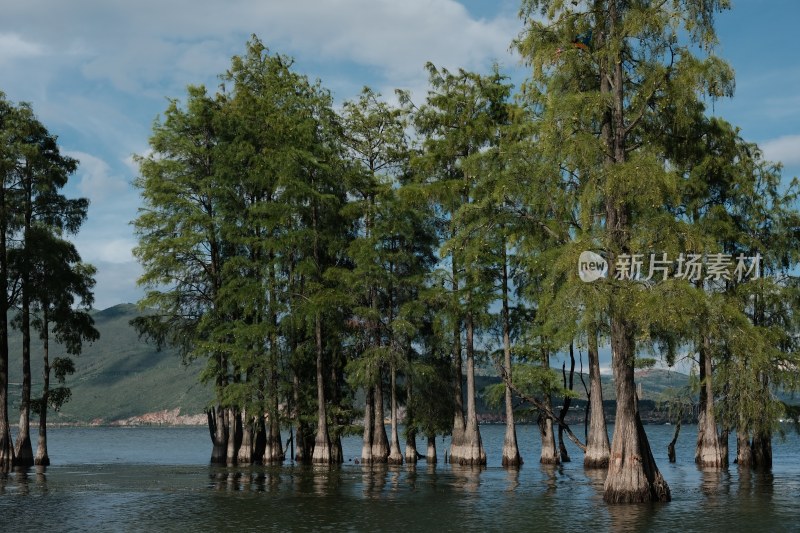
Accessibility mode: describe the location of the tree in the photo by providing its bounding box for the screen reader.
[28,229,98,466]
[407,64,513,465]
[517,0,735,502]
[133,84,231,463]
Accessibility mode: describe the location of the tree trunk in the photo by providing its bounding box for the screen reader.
[557,345,576,463]
[35,312,51,467]
[599,0,669,503]
[371,378,389,462]
[603,319,670,503]
[719,428,729,468]
[311,314,333,464]
[584,327,610,468]
[388,364,403,464]
[667,421,681,463]
[500,243,521,468]
[291,369,311,463]
[695,336,724,468]
[225,407,240,466]
[14,281,33,467]
[449,267,465,464]
[752,431,772,469]
[253,415,266,463]
[208,405,227,464]
[404,377,417,465]
[735,427,753,467]
[539,413,560,464]
[405,429,418,465]
[237,409,254,465]
[264,414,284,464]
[0,184,13,473]
[361,385,374,464]
[459,311,486,465]
[426,434,437,464]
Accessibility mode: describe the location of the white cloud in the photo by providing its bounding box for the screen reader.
[761,134,800,166]
[90,260,143,310]
[0,32,44,64]
[66,151,129,202]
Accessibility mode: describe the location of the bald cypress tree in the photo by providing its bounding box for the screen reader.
[517,0,736,502]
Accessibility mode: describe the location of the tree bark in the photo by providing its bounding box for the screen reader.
[695,336,724,468]
[459,311,486,465]
[584,328,610,468]
[735,426,753,467]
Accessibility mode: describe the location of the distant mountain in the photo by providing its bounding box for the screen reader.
[6,303,693,426]
[8,303,212,424]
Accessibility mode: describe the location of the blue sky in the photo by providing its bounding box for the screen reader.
[2,0,798,322]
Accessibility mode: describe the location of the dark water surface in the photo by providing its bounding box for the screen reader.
[1,424,798,532]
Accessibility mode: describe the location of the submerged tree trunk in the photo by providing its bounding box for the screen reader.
[208,405,227,464]
[14,283,34,468]
[539,349,559,465]
[264,414,284,464]
[291,369,312,463]
[35,312,51,467]
[388,364,403,464]
[404,379,418,465]
[361,385,374,464]
[584,328,610,468]
[500,244,521,468]
[449,273,465,464]
[736,426,753,467]
[225,408,241,466]
[695,336,724,468]
[311,314,333,464]
[752,432,772,469]
[459,312,486,465]
[667,421,681,463]
[0,187,13,472]
[603,319,670,503]
[426,434,437,464]
[237,410,254,465]
[557,345,577,463]
[371,378,389,462]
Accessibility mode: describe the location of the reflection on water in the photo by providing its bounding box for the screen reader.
[0,425,798,531]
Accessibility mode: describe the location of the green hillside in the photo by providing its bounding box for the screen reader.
[8,304,212,424]
[5,302,694,425]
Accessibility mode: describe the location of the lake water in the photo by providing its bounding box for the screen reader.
[1,424,798,531]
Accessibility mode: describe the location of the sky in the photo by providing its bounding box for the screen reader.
[2,1,799,338]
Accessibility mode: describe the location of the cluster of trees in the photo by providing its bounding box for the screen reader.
[134,0,800,504]
[0,93,98,473]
